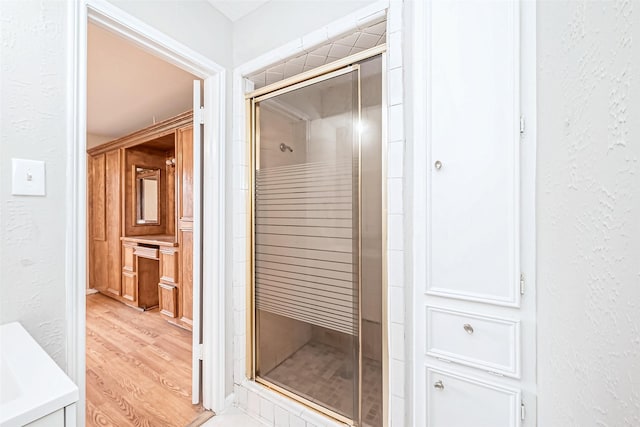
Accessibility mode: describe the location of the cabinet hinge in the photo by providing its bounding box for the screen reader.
[520,115,525,135]
[198,344,204,360]
[521,401,526,421]
[199,106,205,125]
[520,273,525,295]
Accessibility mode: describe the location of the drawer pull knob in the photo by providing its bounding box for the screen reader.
[434,380,445,390]
[434,160,443,170]
[463,323,474,334]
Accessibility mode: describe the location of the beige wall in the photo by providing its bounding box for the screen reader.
[86,133,115,150]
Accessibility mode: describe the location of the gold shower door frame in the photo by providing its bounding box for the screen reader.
[246,46,388,427]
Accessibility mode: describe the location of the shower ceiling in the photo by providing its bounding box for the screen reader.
[246,20,386,89]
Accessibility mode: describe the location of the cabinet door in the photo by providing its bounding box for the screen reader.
[177,126,194,327]
[428,0,520,306]
[122,272,136,302]
[88,154,108,292]
[179,227,193,326]
[106,149,122,296]
[427,368,520,427]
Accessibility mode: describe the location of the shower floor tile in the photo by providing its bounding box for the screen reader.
[263,341,382,427]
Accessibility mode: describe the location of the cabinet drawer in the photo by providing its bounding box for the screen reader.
[427,367,520,427]
[426,306,520,377]
[134,246,159,260]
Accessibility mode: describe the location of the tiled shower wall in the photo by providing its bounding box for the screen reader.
[230,1,407,425]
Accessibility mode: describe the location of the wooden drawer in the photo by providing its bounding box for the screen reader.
[426,306,520,377]
[134,245,159,260]
[426,367,520,427]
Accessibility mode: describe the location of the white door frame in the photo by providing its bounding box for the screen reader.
[65,0,227,423]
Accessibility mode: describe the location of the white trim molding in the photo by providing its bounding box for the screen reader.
[66,0,227,423]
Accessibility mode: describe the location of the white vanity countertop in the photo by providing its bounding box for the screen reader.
[0,322,78,427]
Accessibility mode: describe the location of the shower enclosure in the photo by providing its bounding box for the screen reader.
[249,54,384,427]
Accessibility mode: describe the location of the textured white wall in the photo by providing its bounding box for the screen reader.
[232,0,376,66]
[0,0,69,367]
[537,1,640,425]
[0,0,235,376]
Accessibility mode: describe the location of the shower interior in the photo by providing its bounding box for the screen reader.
[251,55,384,427]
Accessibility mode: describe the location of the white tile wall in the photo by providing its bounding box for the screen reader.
[231,1,407,426]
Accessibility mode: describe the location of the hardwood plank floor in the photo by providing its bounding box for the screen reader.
[86,293,205,427]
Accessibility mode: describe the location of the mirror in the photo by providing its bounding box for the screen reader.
[135,166,160,225]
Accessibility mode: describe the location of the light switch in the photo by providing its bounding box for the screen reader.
[12,158,46,196]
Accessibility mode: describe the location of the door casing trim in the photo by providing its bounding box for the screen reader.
[65,0,227,422]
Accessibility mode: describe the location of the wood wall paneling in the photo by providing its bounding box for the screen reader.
[166,150,176,237]
[89,154,108,292]
[91,154,106,240]
[106,150,122,297]
[177,127,194,221]
[87,115,194,330]
[179,228,193,326]
[177,126,194,328]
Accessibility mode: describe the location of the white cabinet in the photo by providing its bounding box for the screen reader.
[428,0,520,307]
[427,368,521,427]
[414,0,537,425]
[426,306,520,377]
[25,409,63,426]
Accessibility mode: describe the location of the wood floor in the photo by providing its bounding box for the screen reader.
[86,293,205,426]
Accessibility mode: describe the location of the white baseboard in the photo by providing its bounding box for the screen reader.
[86,288,98,295]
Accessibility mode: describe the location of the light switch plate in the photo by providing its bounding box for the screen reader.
[12,158,46,196]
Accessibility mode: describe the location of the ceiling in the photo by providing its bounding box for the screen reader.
[207,0,270,22]
[87,23,197,140]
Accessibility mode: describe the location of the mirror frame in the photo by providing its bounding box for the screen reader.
[133,165,161,226]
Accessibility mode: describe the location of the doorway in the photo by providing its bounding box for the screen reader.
[67,1,227,423]
[85,21,207,426]
[248,54,384,426]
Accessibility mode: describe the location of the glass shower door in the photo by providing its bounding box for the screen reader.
[252,66,361,423]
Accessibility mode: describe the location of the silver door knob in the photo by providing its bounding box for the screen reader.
[434,160,443,170]
[434,380,445,390]
[463,323,474,334]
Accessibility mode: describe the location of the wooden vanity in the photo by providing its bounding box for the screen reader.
[87,111,194,330]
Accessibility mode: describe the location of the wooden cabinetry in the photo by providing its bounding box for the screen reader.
[88,150,121,296]
[159,246,179,318]
[87,111,194,328]
[175,127,194,327]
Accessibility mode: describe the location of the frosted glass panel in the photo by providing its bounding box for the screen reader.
[255,68,359,420]
[253,55,383,426]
